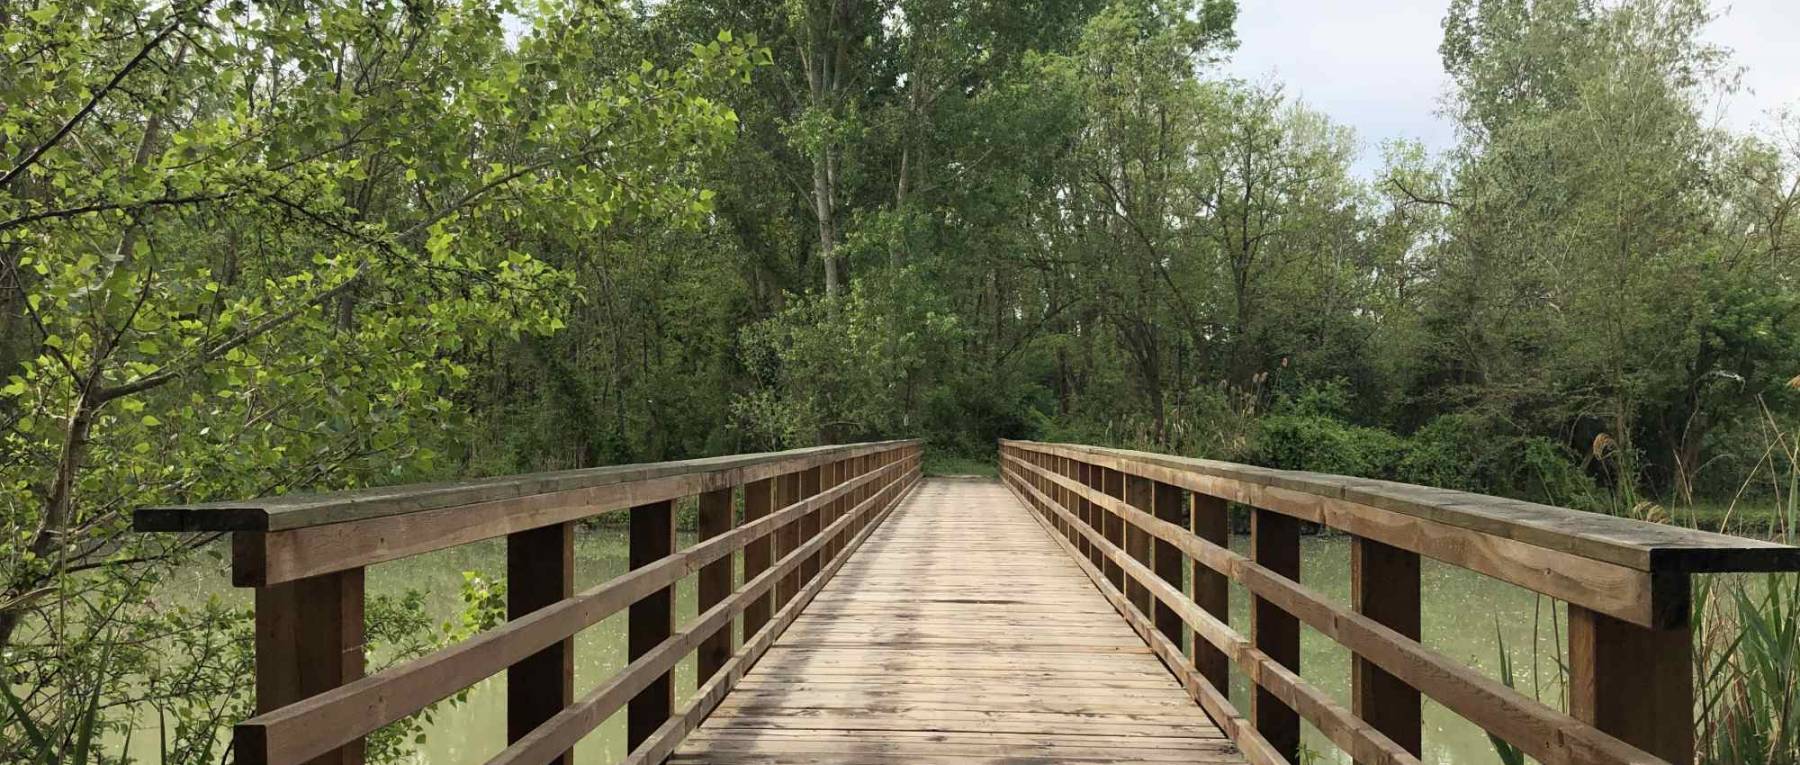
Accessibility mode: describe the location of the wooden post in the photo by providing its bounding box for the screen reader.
[1191,493,1230,692]
[801,465,823,584]
[251,560,365,765]
[1568,580,1695,765]
[507,522,574,765]
[742,477,775,637]
[1102,468,1126,590]
[696,488,735,683]
[1252,508,1301,763]
[1351,536,1421,761]
[1084,462,1104,570]
[776,471,802,606]
[627,499,675,751]
[1151,482,1184,648]
[1124,474,1155,617]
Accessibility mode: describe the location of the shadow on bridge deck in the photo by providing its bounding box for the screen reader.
[670,477,1244,764]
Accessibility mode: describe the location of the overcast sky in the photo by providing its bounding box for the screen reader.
[1221,0,1800,176]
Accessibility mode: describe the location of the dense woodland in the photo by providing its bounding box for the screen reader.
[3,0,1800,762]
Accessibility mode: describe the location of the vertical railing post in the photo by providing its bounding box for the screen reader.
[1568,577,1695,764]
[1151,482,1184,647]
[696,487,736,683]
[1351,536,1421,761]
[627,499,675,751]
[247,548,365,765]
[1190,493,1230,693]
[742,477,775,637]
[1251,508,1301,763]
[1124,474,1155,617]
[800,464,824,583]
[1080,459,1108,565]
[1102,468,1126,590]
[776,470,803,606]
[507,522,574,765]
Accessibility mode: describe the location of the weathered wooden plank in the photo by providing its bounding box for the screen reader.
[671,476,1245,765]
[1351,536,1421,762]
[239,569,365,765]
[1002,440,1799,573]
[1569,600,1695,765]
[1004,455,1668,765]
[506,522,574,765]
[491,462,921,765]
[628,499,676,750]
[1191,491,1230,692]
[1008,449,1666,627]
[139,441,920,531]
[1251,508,1301,763]
[696,487,736,683]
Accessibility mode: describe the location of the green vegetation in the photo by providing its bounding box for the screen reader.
[2,0,1798,762]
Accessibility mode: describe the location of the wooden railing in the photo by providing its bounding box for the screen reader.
[999,440,1800,765]
[135,440,924,765]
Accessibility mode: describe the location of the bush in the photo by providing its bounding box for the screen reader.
[1250,414,1405,477]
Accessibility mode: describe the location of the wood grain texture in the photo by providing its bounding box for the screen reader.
[697,488,736,684]
[1003,451,1669,765]
[1351,536,1421,761]
[506,523,574,765]
[139,441,921,531]
[1569,602,1695,764]
[240,569,365,765]
[1002,462,1414,765]
[1002,440,1800,574]
[669,478,1246,765]
[628,499,676,751]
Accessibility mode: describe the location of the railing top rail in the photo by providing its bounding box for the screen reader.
[1002,439,1800,574]
[137,439,922,532]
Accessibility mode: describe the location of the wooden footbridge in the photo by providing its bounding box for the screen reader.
[137,440,1800,765]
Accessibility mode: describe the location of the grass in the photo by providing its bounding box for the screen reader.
[1666,501,1794,537]
[922,453,997,477]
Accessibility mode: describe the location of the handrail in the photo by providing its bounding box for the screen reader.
[135,440,924,765]
[999,439,1800,765]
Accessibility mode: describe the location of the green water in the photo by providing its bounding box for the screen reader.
[127,530,1578,765]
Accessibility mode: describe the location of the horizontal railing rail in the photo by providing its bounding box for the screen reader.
[999,439,1800,765]
[135,440,924,765]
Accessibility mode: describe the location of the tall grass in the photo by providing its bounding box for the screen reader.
[1694,397,1800,765]
[1487,397,1799,765]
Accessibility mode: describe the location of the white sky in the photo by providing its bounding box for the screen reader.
[1222,0,1800,176]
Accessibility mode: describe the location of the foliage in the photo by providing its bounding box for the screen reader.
[4,0,1800,761]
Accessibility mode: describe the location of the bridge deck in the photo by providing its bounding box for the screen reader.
[671,477,1243,764]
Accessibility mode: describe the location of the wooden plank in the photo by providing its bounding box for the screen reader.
[1125,474,1155,618]
[1009,448,1666,627]
[492,460,921,765]
[138,440,921,531]
[776,472,801,607]
[1569,598,1695,765]
[801,465,823,584]
[1251,508,1301,763]
[1004,454,1667,765]
[1351,536,1420,762]
[742,478,774,637]
[697,488,736,683]
[1002,440,1800,574]
[240,567,365,765]
[1007,465,1416,765]
[1191,491,1230,692]
[506,522,574,765]
[671,477,1244,765]
[1152,481,1184,648]
[628,499,676,751]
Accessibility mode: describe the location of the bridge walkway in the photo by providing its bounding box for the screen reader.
[669,477,1243,764]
